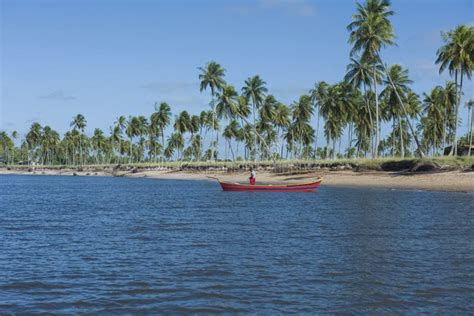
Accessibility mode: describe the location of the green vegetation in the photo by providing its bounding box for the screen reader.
[1,0,473,167]
[3,157,473,174]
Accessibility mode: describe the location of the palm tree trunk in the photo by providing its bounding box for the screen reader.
[411,117,416,156]
[229,140,235,161]
[363,83,374,158]
[391,119,396,156]
[252,102,257,162]
[280,128,286,160]
[468,104,473,156]
[442,110,447,155]
[129,137,133,163]
[338,138,342,157]
[378,53,425,158]
[79,138,82,166]
[448,70,459,155]
[399,118,404,158]
[452,69,463,156]
[210,95,216,162]
[373,65,380,158]
[224,139,227,160]
[26,143,30,165]
[326,137,330,159]
[314,109,320,154]
[236,141,240,160]
[347,123,352,157]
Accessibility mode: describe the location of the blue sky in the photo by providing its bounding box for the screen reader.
[1,0,473,144]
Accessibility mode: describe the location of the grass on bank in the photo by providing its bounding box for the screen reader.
[2,156,473,172]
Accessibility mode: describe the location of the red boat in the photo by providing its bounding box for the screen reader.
[218,178,322,192]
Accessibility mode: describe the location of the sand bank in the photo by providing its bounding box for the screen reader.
[1,167,473,192]
[125,169,474,192]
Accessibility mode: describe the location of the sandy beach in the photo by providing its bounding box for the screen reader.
[3,167,472,192]
[126,169,474,192]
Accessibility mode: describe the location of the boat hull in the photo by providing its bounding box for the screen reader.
[219,179,322,192]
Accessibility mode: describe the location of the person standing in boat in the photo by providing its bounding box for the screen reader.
[249,167,256,185]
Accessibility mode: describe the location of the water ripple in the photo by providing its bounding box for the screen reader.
[0,175,473,313]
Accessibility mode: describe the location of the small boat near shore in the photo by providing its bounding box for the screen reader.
[217,178,323,192]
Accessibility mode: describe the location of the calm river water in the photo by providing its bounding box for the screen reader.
[0,175,473,314]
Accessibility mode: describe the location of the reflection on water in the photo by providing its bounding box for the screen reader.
[0,175,473,313]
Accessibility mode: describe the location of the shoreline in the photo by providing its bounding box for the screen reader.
[1,167,473,192]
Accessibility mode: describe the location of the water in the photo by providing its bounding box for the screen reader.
[1,175,473,314]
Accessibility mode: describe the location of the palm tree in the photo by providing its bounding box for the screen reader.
[91,128,106,164]
[190,115,200,137]
[348,0,394,156]
[205,110,219,160]
[319,84,349,159]
[260,95,278,123]
[126,116,139,163]
[385,121,411,157]
[11,131,18,141]
[152,102,171,163]
[342,85,361,156]
[242,75,268,161]
[146,128,161,162]
[167,132,184,160]
[437,82,457,153]
[380,64,413,157]
[70,114,87,165]
[466,99,474,156]
[199,111,208,134]
[353,91,374,156]
[40,126,60,165]
[256,118,277,159]
[190,134,202,161]
[309,81,330,155]
[62,131,74,165]
[223,120,239,160]
[112,116,126,162]
[216,85,239,120]
[236,95,251,120]
[405,91,422,154]
[25,123,42,164]
[290,95,314,158]
[174,111,191,156]
[115,116,126,131]
[0,132,14,164]
[110,125,123,163]
[422,87,445,155]
[344,57,380,155]
[273,102,291,158]
[436,25,474,155]
[174,111,191,136]
[197,110,208,151]
[348,0,425,158]
[136,116,149,162]
[198,61,226,161]
[9,131,18,163]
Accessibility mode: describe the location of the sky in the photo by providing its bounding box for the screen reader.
[1,0,473,146]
